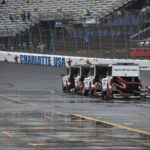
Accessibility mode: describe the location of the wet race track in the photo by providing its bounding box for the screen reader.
[0,62,150,150]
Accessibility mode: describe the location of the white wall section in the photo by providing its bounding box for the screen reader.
[0,51,150,70]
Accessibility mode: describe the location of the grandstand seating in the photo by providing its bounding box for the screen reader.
[0,0,39,37]
[107,11,145,26]
[0,0,149,58]
[0,0,136,37]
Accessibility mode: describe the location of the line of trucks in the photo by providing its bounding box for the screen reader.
[62,63,150,100]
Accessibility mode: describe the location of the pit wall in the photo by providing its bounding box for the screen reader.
[0,51,150,70]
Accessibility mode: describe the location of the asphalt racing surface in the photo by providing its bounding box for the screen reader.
[0,62,150,150]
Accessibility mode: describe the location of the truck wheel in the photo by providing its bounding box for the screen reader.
[75,88,77,93]
[75,88,79,94]
[66,83,69,92]
[83,88,88,96]
[102,91,107,100]
[62,81,66,92]
[89,83,94,96]
[141,95,146,101]
[90,90,94,96]
[84,90,88,96]
[105,83,113,101]
[102,91,112,101]
[62,85,66,92]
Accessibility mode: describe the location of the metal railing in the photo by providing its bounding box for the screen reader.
[0,9,149,59]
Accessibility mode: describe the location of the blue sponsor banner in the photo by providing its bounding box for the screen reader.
[20,55,66,67]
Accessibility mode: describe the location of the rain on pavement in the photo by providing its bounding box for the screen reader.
[0,62,150,149]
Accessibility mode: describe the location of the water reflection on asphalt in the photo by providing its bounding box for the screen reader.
[0,63,150,149]
[0,91,150,150]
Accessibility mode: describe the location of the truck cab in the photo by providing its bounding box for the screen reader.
[74,65,90,93]
[101,63,142,99]
[83,65,108,96]
[62,66,79,92]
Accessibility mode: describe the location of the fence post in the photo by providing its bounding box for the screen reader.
[96,16,102,58]
[110,17,115,58]
[0,15,10,51]
[14,21,23,52]
[61,18,67,55]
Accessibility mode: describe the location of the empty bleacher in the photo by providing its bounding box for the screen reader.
[0,0,138,37]
[0,0,149,58]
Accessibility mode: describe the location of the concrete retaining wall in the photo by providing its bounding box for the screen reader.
[0,51,150,70]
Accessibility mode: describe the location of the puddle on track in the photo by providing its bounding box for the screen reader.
[0,111,149,150]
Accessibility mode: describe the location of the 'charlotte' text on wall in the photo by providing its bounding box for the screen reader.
[20,55,66,67]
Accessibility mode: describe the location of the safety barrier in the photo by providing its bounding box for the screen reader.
[0,51,150,70]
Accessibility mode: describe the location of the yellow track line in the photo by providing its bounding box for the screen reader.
[0,95,34,106]
[71,114,150,136]
[0,95,23,103]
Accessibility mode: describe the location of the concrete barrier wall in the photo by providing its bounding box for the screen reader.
[0,51,150,70]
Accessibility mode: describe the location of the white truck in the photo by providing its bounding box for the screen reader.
[62,66,79,92]
[74,65,90,94]
[101,63,142,99]
[83,65,108,96]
